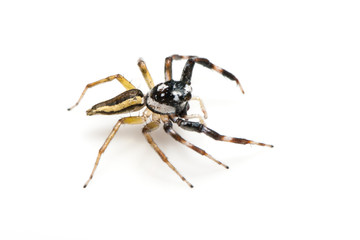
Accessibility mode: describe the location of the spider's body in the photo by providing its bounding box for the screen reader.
[68,55,273,188]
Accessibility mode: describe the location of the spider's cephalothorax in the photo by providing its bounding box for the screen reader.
[68,55,273,188]
[145,80,192,116]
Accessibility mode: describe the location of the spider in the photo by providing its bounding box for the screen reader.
[68,54,273,188]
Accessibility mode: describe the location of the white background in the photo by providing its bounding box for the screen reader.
[1,0,359,239]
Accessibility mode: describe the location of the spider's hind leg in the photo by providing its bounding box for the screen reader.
[68,74,135,111]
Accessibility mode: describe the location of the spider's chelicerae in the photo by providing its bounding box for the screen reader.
[68,55,273,188]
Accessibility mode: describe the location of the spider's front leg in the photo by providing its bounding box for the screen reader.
[164,55,245,93]
[173,118,274,148]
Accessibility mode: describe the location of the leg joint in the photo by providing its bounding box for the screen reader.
[163,121,173,133]
[176,119,203,133]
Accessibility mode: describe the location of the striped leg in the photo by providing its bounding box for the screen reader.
[68,74,136,111]
[164,55,190,81]
[163,121,229,169]
[174,118,274,148]
[164,55,244,93]
[142,121,193,188]
[83,116,145,188]
[137,58,155,89]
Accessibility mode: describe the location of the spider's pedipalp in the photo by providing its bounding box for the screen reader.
[190,96,208,119]
[142,121,193,188]
[173,118,274,148]
[163,121,229,169]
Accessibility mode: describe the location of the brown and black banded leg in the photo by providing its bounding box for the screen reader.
[142,121,193,188]
[164,55,197,81]
[173,118,274,148]
[163,121,229,169]
[83,116,145,188]
[165,54,244,93]
[137,58,155,89]
[68,74,136,111]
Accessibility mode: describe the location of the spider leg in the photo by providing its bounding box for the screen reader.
[83,116,145,188]
[183,114,206,125]
[190,96,208,119]
[173,118,274,148]
[163,121,229,169]
[164,54,196,81]
[164,55,244,93]
[137,58,155,89]
[142,121,193,188]
[182,96,208,124]
[68,74,136,111]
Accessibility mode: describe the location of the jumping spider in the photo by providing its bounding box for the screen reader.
[68,55,273,188]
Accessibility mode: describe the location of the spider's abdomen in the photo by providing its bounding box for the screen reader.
[145,80,192,116]
[86,89,145,115]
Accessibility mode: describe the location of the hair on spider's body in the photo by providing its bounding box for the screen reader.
[68,54,273,188]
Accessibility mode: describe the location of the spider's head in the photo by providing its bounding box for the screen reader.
[145,80,192,116]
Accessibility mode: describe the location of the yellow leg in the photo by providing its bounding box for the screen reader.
[68,74,136,111]
[142,121,193,188]
[137,58,155,89]
[190,96,208,119]
[83,116,145,188]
